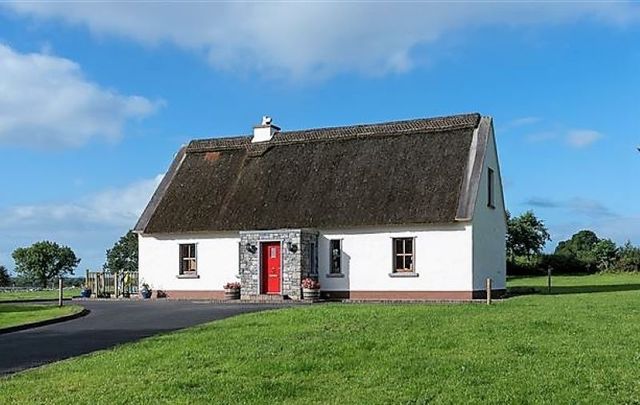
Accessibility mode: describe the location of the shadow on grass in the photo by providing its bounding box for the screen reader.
[508,284,640,297]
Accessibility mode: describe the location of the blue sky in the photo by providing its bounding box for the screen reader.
[0,2,639,272]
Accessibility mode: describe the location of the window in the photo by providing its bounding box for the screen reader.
[309,242,318,276]
[330,240,342,274]
[393,238,414,273]
[487,167,495,208]
[179,243,197,275]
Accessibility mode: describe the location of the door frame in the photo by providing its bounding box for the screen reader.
[259,240,283,295]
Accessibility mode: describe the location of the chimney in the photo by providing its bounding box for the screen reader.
[252,115,280,143]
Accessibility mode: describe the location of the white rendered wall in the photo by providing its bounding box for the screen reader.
[472,129,507,290]
[138,232,240,292]
[317,224,473,292]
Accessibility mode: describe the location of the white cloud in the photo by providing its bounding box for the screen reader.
[566,129,603,148]
[0,44,160,148]
[523,127,604,147]
[0,175,163,230]
[526,131,557,143]
[4,2,639,80]
[501,116,541,132]
[0,175,162,270]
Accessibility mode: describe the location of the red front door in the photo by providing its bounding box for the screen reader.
[261,242,281,294]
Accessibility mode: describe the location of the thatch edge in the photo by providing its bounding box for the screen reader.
[455,116,492,221]
[134,146,187,234]
[187,113,480,153]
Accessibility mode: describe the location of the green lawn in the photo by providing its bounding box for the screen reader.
[0,304,83,329]
[0,288,81,302]
[2,274,640,404]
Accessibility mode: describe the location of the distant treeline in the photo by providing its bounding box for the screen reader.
[508,211,640,275]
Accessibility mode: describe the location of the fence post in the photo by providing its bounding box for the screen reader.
[486,278,492,305]
[547,266,553,294]
[58,278,63,307]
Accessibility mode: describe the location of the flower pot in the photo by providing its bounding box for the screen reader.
[80,288,91,298]
[302,288,320,301]
[140,289,152,299]
[224,288,241,300]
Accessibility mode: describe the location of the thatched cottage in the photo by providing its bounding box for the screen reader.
[135,113,506,300]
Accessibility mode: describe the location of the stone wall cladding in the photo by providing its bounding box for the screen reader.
[240,229,317,300]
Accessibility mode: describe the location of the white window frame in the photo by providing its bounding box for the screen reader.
[392,237,415,273]
[178,243,198,276]
[329,239,342,274]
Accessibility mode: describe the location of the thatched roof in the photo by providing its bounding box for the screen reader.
[135,113,493,234]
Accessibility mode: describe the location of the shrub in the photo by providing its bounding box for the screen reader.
[507,256,544,276]
[224,282,241,290]
[615,242,640,272]
[539,253,594,274]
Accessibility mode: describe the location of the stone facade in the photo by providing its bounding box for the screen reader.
[239,229,318,300]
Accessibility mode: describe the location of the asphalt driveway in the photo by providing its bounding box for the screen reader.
[0,300,283,376]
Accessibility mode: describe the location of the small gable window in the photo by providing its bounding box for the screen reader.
[393,238,414,273]
[330,240,342,274]
[487,167,495,209]
[179,243,197,276]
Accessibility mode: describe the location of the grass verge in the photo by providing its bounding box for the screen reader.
[0,304,83,330]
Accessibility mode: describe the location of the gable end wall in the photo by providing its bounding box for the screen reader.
[471,122,507,291]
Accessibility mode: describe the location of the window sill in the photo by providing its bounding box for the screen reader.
[326,273,345,278]
[388,272,419,278]
[176,274,200,279]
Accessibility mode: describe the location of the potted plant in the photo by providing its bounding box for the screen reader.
[301,278,321,301]
[80,285,92,298]
[139,282,152,299]
[224,282,241,300]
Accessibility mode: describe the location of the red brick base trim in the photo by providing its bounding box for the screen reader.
[160,289,507,301]
[322,290,506,301]
[160,290,225,300]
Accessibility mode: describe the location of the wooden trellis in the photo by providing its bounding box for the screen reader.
[85,270,139,298]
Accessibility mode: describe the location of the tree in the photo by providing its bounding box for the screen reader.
[554,230,601,271]
[103,230,138,274]
[506,211,551,260]
[12,241,80,288]
[555,230,599,257]
[592,239,619,272]
[617,241,640,272]
[0,265,10,287]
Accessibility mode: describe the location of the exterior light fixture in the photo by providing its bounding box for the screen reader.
[245,243,257,253]
[287,241,298,253]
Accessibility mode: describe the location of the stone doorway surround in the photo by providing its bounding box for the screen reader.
[239,229,318,300]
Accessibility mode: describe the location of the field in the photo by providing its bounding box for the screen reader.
[0,288,81,302]
[1,274,640,404]
[0,304,83,329]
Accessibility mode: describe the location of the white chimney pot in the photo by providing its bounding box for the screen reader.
[252,115,280,143]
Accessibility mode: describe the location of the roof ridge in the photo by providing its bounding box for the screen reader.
[187,113,480,153]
